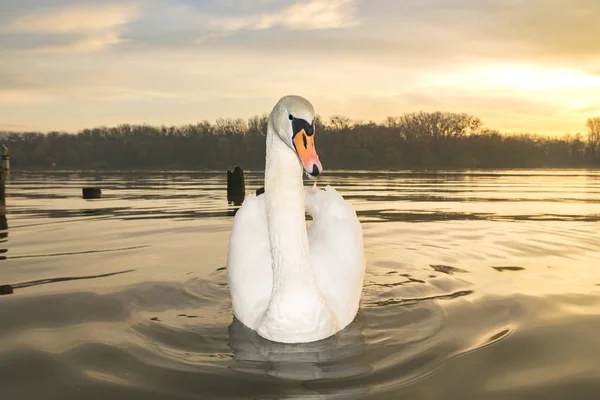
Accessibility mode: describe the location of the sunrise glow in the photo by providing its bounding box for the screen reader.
[0,0,598,135]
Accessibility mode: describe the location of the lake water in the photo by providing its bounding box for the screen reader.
[1,169,600,399]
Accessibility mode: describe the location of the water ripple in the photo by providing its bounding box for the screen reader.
[1,170,600,398]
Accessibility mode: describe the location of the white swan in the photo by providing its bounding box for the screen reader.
[226,95,366,343]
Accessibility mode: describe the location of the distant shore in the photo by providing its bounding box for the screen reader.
[1,112,599,169]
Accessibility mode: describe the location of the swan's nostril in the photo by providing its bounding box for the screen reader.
[311,164,320,177]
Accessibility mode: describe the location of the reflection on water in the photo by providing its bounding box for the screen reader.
[0,217,7,263]
[1,169,600,399]
[0,269,134,296]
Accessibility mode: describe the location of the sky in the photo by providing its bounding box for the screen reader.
[0,0,599,135]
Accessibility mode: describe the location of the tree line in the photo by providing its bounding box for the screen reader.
[1,113,599,170]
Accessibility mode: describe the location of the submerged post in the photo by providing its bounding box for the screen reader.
[0,284,13,295]
[1,145,9,171]
[0,165,8,240]
[0,166,5,215]
[82,187,102,199]
[227,166,245,205]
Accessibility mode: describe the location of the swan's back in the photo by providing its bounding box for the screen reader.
[305,185,366,329]
[226,193,272,329]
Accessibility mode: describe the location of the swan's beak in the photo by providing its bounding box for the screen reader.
[293,129,322,178]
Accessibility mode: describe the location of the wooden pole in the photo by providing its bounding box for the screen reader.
[227,166,245,205]
[1,145,9,171]
[0,165,7,233]
[82,187,102,199]
[0,166,5,215]
[0,166,8,290]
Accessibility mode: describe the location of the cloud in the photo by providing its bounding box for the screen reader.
[198,0,357,40]
[2,2,141,53]
[380,0,600,64]
[11,31,124,54]
[0,88,49,106]
[475,0,600,61]
[5,3,140,34]
[187,0,599,70]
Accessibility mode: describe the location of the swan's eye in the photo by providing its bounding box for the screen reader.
[288,114,294,121]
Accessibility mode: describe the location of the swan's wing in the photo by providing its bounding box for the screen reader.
[305,185,366,328]
[226,193,272,329]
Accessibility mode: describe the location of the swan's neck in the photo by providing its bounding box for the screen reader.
[264,122,312,287]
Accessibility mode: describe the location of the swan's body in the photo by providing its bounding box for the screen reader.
[226,95,365,343]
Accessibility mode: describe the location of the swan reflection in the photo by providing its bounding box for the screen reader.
[227,314,371,397]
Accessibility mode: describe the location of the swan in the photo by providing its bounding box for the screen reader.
[226,95,365,343]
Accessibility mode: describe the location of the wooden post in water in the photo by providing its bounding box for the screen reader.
[227,166,245,205]
[0,166,9,295]
[82,187,102,199]
[0,285,13,295]
[1,145,9,171]
[0,166,5,216]
[0,165,8,244]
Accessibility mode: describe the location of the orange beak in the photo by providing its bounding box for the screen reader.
[293,129,322,178]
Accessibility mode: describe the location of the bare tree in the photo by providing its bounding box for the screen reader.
[328,116,353,131]
[587,117,600,147]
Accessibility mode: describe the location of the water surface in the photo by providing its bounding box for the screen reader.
[1,169,600,399]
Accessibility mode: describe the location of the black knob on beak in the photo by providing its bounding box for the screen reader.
[311,164,320,177]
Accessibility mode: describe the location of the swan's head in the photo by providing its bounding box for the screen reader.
[270,95,323,179]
